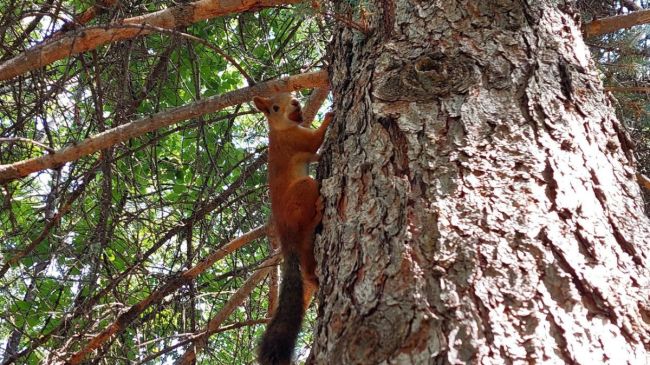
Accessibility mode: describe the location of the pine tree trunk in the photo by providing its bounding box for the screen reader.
[313,1,650,363]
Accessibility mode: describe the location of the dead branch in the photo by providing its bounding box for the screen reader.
[175,255,281,365]
[266,221,280,316]
[64,225,267,365]
[584,9,650,37]
[0,0,300,81]
[620,0,641,11]
[85,23,255,85]
[0,70,328,183]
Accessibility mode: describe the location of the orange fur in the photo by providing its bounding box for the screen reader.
[254,93,332,365]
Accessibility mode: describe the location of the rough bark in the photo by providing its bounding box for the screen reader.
[314,1,650,364]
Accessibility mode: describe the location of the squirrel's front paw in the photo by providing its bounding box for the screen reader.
[323,112,334,124]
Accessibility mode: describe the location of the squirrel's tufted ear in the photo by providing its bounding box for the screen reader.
[253,96,271,114]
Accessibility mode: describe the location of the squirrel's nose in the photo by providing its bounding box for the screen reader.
[291,99,300,107]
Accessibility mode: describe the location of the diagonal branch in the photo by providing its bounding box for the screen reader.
[175,255,281,365]
[0,137,55,152]
[583,9,650,37]
[0,0,300,81]
[1,152,267,365]
[55,0,119,35]
[135,319,269,365]
[0,70,328,183]
[638,173,650,191]
[301,86,330,127]
[64,225,268,365]
[0,164,99,279]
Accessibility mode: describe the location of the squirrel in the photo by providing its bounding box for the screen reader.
[253,93,332,365]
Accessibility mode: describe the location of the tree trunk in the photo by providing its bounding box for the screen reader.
[314,1,650,364]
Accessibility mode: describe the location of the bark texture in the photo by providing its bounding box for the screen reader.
[314,1,650,364]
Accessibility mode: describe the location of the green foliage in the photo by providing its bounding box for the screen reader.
[0,0,329,363]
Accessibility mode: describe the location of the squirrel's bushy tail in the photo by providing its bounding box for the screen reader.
[258,252,305,365]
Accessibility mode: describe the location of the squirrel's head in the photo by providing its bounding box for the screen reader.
[253,93,303,130]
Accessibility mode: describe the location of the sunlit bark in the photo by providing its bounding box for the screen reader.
[313,1,650,363]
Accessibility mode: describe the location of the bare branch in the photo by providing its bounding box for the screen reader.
[301,86,330,127]
[266,221,280,316]
[135,319,269,365]
[0,0,301,81]
[0,137,55,153]
[620,0,641,12]
[0,70,328,183]
[175,255,281,365]
[583,9,650,37]
[0,165,99,278]
[64,226,267,365]
[109,23,255,85]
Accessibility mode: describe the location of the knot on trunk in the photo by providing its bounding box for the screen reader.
[373,52,478,102]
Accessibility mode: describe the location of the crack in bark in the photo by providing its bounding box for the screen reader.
[542,158,559,212]
[377,116,410,178]
[468,286,496,347]
[587,168,644,266]
[542,305,579,365]
[572,228,597,262]
[539,229,639,346]
[539,230,607,317]
[606,215,642,266]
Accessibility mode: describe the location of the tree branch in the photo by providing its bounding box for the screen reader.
[1,152,267,365]
[0,70,328,183]
[0,0,300,81]
[0,164,99,279]
[0,137,55,152]
[64,225,267,365]
[605,86,650,94]
[88,24,255,85]
[134,319,269,365]
[266,221,281,316]
[55,0,119,36]
[301,86,330,127]
[175,255,281,365]
[583,9,650,37]
[620,0,641,12]
[638,173,650,191]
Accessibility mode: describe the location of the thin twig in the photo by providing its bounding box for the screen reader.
[0,137,55,153]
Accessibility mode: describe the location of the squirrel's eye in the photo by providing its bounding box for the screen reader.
[272,105,279,112]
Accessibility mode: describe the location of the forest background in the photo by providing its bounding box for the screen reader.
[0,0,648,364]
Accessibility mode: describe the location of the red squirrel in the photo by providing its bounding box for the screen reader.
[253,93,332,365]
